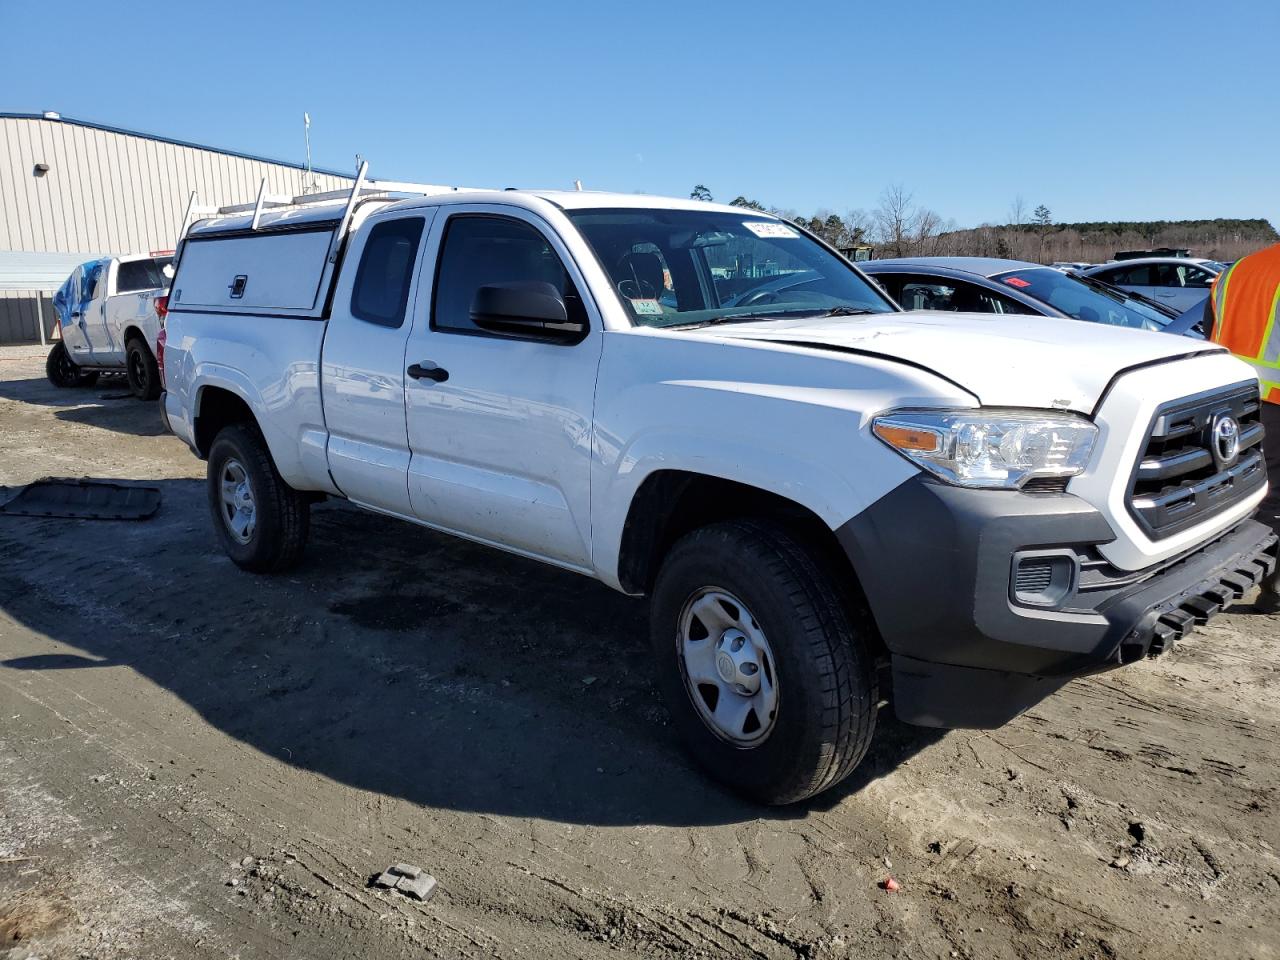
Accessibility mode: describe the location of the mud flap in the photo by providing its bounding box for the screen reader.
[0,479,161,520]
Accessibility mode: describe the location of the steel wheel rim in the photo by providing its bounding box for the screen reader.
[219,458,255,544]
[677,587,779,746]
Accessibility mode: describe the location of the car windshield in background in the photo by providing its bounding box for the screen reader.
[991,268,1171,331]
[566,209,895,327]
[115,257,173,294]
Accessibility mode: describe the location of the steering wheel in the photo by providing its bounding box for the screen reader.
[734,289,781,308]
[618,278,658,300]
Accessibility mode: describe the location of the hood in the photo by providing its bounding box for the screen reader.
[698,311,1221,413]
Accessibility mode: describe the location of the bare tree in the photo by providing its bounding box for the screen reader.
[1009,196,1027,226]
[842,209,872,247]
[873,185,917,258]
[914,208,945,255]
[1006,195,1028,259]
[871,186,946,257]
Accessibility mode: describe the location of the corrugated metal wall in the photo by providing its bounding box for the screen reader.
[0,293,53,344]
[0,115,354,343]
[1,116,353,255]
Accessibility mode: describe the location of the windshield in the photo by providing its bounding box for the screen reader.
[990,267,1172,331]
[565,208,896,327]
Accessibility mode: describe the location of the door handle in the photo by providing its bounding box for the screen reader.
[407,362,449,383]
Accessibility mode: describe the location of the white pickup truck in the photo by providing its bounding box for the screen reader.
[48,254,172,398]
[161,175,1276,803]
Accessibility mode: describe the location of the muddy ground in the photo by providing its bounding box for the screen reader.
[0,353,1277,960]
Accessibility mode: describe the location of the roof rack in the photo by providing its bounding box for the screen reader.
[176,161,481,253]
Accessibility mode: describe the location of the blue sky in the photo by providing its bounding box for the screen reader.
[4,0,1277,229]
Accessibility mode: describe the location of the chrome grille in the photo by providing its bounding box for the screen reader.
[1127,382,1265,540]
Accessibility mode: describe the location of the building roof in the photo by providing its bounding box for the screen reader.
[0,250,102,292]
[0,111,355,179]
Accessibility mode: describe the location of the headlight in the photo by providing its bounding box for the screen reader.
[872,409,1097,489]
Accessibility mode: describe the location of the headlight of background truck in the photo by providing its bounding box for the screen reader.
[872,409,1097,490]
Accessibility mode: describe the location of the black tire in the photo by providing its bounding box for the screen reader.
[650,520,877,804]
[126,337,161,400]
[45,341,87,388]
[206,423,310,573]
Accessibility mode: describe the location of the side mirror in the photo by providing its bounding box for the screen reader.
[470,282,584,341]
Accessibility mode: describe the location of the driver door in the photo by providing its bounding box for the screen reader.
[402,207,604,570]
[57,263,94,362]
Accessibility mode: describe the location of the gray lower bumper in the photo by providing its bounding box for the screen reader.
[838,476,1277,728]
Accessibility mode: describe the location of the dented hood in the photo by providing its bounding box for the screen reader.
[701,311,1220,413]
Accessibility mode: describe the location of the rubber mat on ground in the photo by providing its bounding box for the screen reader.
[0,479,161,520]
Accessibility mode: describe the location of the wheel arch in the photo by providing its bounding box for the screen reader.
[616,470,885,656]
[193,384,261,459]
[123,325,150,353]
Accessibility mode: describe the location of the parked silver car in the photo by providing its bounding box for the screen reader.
[860,257,1186,334]
[1079,257,1222,314]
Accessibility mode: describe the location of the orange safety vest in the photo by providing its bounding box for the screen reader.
[1209,242,1280,403]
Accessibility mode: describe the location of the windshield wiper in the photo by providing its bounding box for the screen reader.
[670,306,878,330]
[818,306,876,317]
[667,314,777,330]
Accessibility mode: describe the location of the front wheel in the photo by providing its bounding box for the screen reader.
[206,424,310,573]
[650,520,878,804]
[126,337,161,400]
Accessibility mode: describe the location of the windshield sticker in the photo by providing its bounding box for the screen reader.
[1002,276,1031,288]
[742,221,798,239]
[630,298,664,316]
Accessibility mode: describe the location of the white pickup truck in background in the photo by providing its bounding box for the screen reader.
[160,171,1277,804]
[48,253,172,398]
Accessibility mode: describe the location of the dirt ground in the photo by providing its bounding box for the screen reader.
[0,353,1277,960]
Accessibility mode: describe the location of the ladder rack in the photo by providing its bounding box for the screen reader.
[214,162,473,218]
[176,162,481,243]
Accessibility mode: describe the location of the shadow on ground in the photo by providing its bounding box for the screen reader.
[0,476,945,828]
[0,375,163,437]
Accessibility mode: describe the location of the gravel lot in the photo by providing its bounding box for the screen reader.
[1,353,1278,959]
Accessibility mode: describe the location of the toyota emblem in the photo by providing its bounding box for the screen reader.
[1212,414,1240,467]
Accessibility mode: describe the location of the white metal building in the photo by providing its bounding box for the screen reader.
[0,112,354,344]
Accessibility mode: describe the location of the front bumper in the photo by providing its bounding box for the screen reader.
[837,476,1277,729]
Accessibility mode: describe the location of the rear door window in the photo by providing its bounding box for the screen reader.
[115,258,170,294]
[1179,264,1215,288]
[350,217,425,328]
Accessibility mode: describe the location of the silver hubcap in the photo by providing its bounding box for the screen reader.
[677,588,779,746]
[219,458,255,544]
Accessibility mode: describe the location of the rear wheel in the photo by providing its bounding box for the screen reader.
[46,341,89,388]
[126,337,161,400]
[650,520,877,804]
[207,424,310,572]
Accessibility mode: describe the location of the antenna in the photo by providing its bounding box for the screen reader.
[303,112,316,195]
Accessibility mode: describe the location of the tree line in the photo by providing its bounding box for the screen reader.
[688,185,1279,264]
